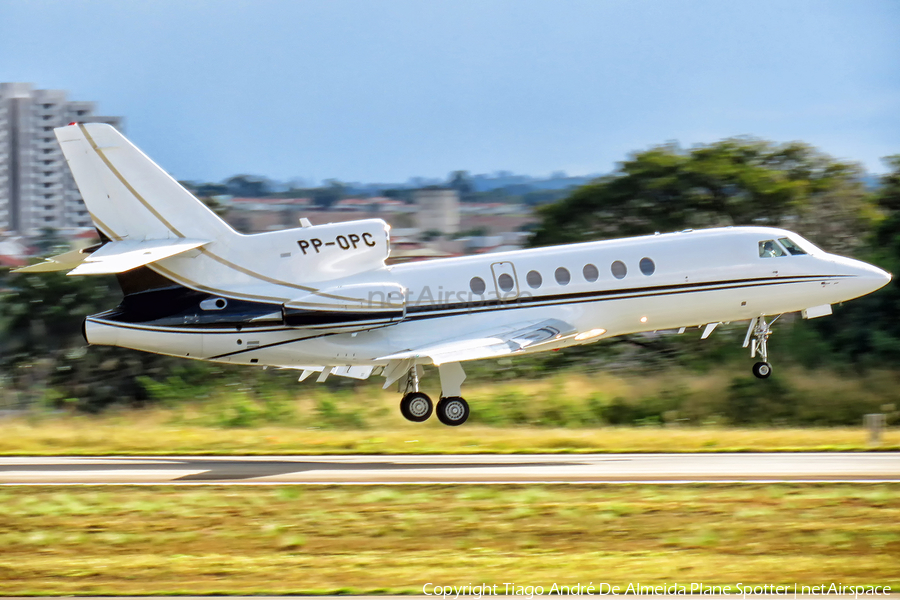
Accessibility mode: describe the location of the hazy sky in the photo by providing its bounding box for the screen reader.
[2,0,898,184]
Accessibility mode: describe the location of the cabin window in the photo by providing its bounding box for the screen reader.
[555,267,571,285]
[759,240,786,258]
[526,270,542,289]
[470,277,486,295]
[778,238,807,256]
[611,260,627,279]
[639,257,655,276]
[583,263,599,282]
[498,273,515,292]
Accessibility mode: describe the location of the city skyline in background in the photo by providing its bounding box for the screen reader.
[1,0,898,185]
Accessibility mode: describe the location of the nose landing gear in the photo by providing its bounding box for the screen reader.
[744,316,779,379]
[752,361,772,379]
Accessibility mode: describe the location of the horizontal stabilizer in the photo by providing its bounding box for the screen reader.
[13,250,87,273]
[377,318,576,365]
[67,239,210,276]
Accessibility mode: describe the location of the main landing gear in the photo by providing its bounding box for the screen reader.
[436,396,470,426]
[397,363,470,426]
[744,315,780,379]
[400,392,433,422]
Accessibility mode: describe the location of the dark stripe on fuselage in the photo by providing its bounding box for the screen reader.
[90,274,849,360]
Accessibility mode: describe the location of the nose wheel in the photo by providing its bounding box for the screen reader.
[752,361,772,379]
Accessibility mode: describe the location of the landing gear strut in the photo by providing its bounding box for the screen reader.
[744,316,780,379]
[399,367,433,422]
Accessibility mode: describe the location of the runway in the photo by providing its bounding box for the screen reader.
[1,452,899,484]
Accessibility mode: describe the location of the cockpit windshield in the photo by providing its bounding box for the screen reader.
[759,236,816,258]
[778,238,807,255]
[759,240,786,258]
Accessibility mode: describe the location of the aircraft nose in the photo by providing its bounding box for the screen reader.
[859,262,891,290]
[835,257,892,295]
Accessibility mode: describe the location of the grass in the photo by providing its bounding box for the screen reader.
[0,484,897,594]
[1,368,898,455]
[0,418,898,455]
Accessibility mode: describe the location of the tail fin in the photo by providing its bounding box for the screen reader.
[55,123,234,243]
[55,123,391,303]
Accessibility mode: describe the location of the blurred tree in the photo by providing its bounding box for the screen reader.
[528,138,872,255]
[32,227,67,255]
[813,155,900,363]
[199,196,229,218]
[224,175,272,198]
[0,272,118,355]
[312,179,346,209]
[179,180,229,198]
[447,170,474,199]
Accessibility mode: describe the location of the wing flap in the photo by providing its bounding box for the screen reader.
[66,238,210,276]
[288,365,375,381]
[377,318,577,365]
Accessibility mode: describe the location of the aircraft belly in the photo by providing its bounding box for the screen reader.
[85,319,204,360]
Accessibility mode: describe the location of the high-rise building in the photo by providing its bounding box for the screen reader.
[413,187,460,235]
[0,82,122,235]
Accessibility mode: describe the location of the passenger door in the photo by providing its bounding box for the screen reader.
[490,261,520,301]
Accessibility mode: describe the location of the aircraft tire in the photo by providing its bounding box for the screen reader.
[400,392,433,422]
[436,396,470,426]
[752,361,772,379]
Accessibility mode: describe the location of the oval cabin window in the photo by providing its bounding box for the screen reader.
[526,270,542,289]
[555,267,571,285]
[611,261,627,279]
[639,257,655,276]
[583,263,599,282]
[470,277,486,295]
[498,273,515,292]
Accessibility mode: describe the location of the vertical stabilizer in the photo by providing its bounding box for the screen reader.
[55,123,234,243]
[54,123,391,302]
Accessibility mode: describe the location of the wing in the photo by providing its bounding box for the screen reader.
[377,318,577,365]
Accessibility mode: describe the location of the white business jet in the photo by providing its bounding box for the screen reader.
[20,123,891,426]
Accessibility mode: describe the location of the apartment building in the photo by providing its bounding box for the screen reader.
[0,82,122,234]
[413,186,460,235]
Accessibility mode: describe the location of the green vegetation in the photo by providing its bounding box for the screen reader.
[1,370,898,455]
[0,484,896,594]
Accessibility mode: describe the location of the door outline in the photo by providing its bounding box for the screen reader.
[490,261,520,300]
